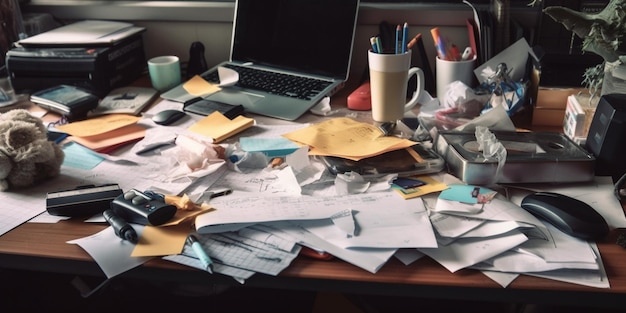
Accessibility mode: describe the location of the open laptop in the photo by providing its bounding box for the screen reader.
[164,0,360,121]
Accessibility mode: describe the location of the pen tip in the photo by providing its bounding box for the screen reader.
[207,266,214,274]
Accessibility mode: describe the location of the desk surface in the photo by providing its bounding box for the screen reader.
[1,214,626,308]
[0,81,623,309]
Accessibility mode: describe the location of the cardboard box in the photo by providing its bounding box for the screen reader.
[532,87,587,126]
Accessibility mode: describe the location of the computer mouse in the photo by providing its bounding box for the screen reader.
[152,109,186,126]
[520,192,609,240]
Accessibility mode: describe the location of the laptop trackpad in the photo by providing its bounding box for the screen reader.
[206,89,264,108]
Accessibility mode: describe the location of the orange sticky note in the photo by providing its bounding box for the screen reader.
[182,75,221,96]
[188,111,254,143]
[56,114,141,137]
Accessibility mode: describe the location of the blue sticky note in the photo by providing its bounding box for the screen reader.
[62,142,105,170]
[438,184,494,204]
[239,137,300,157]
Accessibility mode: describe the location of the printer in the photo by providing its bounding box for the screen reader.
[6,20,147,98]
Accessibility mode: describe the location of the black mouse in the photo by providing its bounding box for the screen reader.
[520,192,609,240]
[152,110,186,126]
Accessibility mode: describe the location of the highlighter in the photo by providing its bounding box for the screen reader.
[430,27,446,60]
[187,234,214,273]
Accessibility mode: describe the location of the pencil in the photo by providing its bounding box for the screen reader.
[406,33,422,50]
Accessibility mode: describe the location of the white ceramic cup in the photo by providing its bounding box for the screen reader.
[148,56,182,92]
[436,56,476,105]
[368,50,424,123]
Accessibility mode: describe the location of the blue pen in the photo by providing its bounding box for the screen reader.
[402,22,408,54]
[395,24,401,54]
[187,234,214,273]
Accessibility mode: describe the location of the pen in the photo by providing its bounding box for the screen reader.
[187,234,214,273]
[103,209,138,243]
[209,188,233,199]
[135,137,177,155]
[402,22,408,54]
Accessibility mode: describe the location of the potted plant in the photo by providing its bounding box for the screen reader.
[538,0,626,99]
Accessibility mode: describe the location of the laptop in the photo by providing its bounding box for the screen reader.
[163,0,360,121]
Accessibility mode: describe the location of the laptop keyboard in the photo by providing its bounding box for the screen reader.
[202,64,332,100]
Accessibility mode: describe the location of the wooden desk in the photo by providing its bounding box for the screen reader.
[1,79,626,309]
[1,215,626,309]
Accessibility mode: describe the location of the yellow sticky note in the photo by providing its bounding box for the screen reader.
[183,75,221,96]
[188,111,254,143]
[56,114,141,137]
[131,223,190,257]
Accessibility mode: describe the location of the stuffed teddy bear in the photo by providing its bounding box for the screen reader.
[0,109,65,191]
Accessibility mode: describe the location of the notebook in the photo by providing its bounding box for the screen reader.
[163,0,360,121]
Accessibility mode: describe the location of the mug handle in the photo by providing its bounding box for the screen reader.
[404,67,424,112]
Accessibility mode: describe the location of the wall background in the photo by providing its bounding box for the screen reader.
[22,1,541,82]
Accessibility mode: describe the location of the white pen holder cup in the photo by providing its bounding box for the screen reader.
[148,56,182,92]
[368,50,424,123]
[436,56,476,106]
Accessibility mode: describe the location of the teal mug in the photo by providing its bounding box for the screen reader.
[148,56,182,92]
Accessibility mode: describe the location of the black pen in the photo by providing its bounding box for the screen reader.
[103,209,138,243]
[209,188,233,199]
[135,137,177,155]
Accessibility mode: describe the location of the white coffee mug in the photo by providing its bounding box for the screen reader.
[368,50,424,123]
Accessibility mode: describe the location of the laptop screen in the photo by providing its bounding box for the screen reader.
[231,0,359,80]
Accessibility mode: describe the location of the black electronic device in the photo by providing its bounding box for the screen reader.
[6,34,145,97]
[46,184,123,217]
[585,93,626,181]
[110,189,177,226]
[183,97,244,119]
[152,109,186,126]
[320,144,445,177]
[103,209,138,243]
[30,84,99,120]
[520,191,609,240]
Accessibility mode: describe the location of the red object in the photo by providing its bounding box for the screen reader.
[299,246,334,260]
[347,82,371,111]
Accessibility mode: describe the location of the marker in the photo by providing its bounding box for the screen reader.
[461,46,473,61]
[103,209,138,244]
[370,36,378,53]
[430,27,446,60]
[375,36,383,54]
[402,22,408,54]
[187,234,214,273]
[449,44,461,61]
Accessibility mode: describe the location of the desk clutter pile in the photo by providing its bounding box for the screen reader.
[2,97,626,290]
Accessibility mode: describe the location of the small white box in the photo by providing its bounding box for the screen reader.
[563,95,586,139]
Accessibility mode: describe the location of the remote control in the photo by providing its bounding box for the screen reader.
[110,189,177,226]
